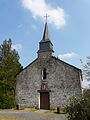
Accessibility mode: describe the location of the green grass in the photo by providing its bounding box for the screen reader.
[24,108,38,111]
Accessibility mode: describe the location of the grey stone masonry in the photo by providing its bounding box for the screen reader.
[16,56,82,109]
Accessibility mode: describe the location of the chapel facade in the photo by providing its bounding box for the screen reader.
[16,22,83,109]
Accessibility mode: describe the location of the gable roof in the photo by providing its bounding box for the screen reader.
[16,58,38,76]
[17,56,82,77]
[52,56,81,72]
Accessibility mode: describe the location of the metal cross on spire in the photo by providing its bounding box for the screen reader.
[44,14,49,23]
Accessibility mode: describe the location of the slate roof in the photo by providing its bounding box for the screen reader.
[40,22,50,42]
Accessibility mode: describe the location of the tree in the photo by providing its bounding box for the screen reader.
[0,39,22,108]
[65,97,90,120]
[83,89,90,98]
[81,57,90,81]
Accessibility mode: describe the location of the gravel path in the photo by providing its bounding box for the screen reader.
[0,110,67,120]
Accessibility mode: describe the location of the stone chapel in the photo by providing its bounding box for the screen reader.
[16,21,83,110]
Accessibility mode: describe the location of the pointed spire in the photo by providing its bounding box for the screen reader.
[37,16,54,55]
[42,22,50,42]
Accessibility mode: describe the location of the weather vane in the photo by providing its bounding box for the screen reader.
[44,14,49,23]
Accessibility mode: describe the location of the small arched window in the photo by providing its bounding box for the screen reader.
[42,68,47,79]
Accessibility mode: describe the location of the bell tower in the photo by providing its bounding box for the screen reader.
[37,21,54,59]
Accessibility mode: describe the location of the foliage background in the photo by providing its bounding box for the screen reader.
[0,39,22,108]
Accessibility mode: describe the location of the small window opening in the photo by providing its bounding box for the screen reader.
[42,68,47,79]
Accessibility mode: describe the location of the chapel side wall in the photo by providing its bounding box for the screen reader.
[47,58,82,109]
[16,60,41,108]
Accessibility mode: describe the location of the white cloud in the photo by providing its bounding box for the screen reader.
[12,44,23,50]
[32,24,37,30]
[21,0,67,29]
[58,52,78,59]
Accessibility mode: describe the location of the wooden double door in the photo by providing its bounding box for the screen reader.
[40,92,50,109]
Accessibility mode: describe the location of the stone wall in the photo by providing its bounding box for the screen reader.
[46,57,82,109]
[16,60,40,108]
[16,56,82,109]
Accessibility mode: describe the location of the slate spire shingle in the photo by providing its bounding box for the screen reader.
[41,22,50,42]
[38,22,54,53]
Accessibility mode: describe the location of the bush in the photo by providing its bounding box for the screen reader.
[83,89,90,98]
[65,97,90,120]
[0,91,16,109]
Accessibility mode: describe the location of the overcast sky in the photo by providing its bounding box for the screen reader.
[0,0,90,88]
